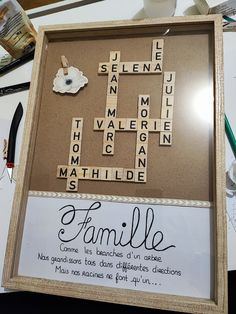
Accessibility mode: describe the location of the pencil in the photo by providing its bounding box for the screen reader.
[225,114,236,158]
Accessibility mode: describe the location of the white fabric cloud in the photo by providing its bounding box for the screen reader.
[53,66,88,94]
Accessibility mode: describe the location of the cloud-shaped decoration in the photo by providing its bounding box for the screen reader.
[53,66,88,94]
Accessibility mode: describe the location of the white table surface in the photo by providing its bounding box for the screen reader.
[0,1,235,293]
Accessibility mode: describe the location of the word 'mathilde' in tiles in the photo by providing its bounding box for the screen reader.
[57,166,147,191]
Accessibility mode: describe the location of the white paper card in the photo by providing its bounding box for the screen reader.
[18,196,212,299]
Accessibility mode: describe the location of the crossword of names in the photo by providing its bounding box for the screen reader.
[57,39,176,192]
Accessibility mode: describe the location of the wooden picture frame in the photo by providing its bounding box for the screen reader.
[3,16,227,313]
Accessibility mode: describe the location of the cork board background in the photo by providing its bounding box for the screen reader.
[29,26,214,201]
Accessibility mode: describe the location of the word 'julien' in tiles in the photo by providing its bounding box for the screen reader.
[160,71,175,146]
[98,39,164,75]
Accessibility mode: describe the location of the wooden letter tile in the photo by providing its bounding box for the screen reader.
[123,169,135,182]
[148,119,161,132]
[100,167,111,180]
[126,119,138,131]
[98,62,109,74]
[163,83,175,96]
[136,143,148,156]
[72,118,83,129]
[66,178,78,192]
[106,95,118,107]
[89,167,101,180]
[164,72,176,84]
[109,51,120,63]
[161,119,172,132]
[105,107,117,118]
[71,130,82,141]
[135,156,147,169]
[138,95,150,107]
[136,131,149,143]
[68,154,80,166]
[112,168,124,181]
[93,118,105,130]
[161,106,173,119]
[102,143,114,155]
[135,170,147,183]
[57,166,69,178]
[160,132,172,146]
[162,95,174,107]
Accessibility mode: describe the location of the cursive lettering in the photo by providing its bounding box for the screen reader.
[58,202,175,252]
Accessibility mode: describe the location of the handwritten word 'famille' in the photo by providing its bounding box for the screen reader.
[58,202,176,252]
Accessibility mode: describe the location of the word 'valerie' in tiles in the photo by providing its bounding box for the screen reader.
[56,39,176,192]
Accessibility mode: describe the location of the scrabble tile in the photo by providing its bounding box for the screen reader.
[98,62,109,74]
[123,169,135,182]
[68,166,79,178]
[138,62,152,73]
[137,119,149,130]
[66,178,78,192]
[68,154,80,166]
[126,119,138,131]
[105,106,117,118]
[102,143,114,155]
[57,166,69,178]
[71,118,83,129]
[163,83,175,96]
[109,51,120,63]
[135,169,147,183]
[107,84,118,96]
[106,95,118,106]
[136,143,148,156]
[160,132,172,145]
[148,119,161,132]
[79,167,91,179]
[105,118,117,129]
[89,167,101,180]
[161,106,173,119]
[94,118,105,130]
[151,62,162,73]
[110,168,123,181]
[69,142,81,154]
[116,118,127,130]
[161,119,172,132]
[138,95,150,107]
[103,130,115,142]
[135,156,147,169]
[70,130,82,141]
[100,167,111,180]
[136,131,149,143]
[108,73,119,84]
[138,108,150,119]
[164,71,176,84]
[162,95,174,107]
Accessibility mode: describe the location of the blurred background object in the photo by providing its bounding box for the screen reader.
[143,0,177,17]
[17,0,64,10]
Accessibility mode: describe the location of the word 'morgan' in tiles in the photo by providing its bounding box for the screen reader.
[57,39,176,192]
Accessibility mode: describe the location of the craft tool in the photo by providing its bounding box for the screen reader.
[0,82,30,97]
[6,102,23,182]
